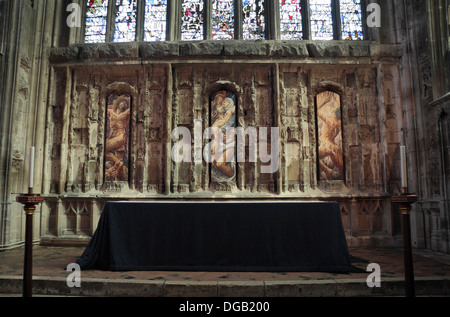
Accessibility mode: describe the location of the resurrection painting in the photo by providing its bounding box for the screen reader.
[210,90,237,184]
[316,91,344,181]
[105,93,131,182]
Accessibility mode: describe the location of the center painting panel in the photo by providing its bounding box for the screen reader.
[210,90,237,184]
[105,93,131,183]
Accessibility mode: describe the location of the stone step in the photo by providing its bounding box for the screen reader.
[1,275,449,297]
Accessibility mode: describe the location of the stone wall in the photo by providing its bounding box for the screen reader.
[387,0,450,253]
[0,0,59,249]
[40,39,405,247]
[411,0,450,253]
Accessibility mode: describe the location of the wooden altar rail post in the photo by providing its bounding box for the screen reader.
[391,189,418,298]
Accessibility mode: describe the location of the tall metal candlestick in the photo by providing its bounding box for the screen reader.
[17,146,43,297]
[16,194,44,297]
[391,194,418,297]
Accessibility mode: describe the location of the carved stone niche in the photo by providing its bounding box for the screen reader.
[357,199,386,235]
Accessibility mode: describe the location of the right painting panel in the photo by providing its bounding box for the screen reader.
[316,91,344,181]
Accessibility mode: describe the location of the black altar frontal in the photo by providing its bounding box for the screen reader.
[76,201,351,272]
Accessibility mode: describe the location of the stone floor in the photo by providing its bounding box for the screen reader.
[0,245,449,297]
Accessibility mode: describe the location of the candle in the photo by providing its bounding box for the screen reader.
[28,146,35,189]
[400,146,407,190]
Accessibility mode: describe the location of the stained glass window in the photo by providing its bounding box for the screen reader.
[243,0,265,40]
[113,0,138,42]
[144,0,167,41]
[280,0,303,40]
[181,0,204,41]
[83,0,366,43]
[340,0,363,40]
[309,0,333,40]
[85,0,109,43]
[212,0,235,40]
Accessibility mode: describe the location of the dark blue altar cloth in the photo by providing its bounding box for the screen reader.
[76,201,351,272]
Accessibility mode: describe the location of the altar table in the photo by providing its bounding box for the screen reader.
[76,201,351,272]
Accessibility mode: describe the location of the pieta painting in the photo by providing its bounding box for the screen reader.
[316,91,344,181]
[210,90,237,184]
[105,93,131,182]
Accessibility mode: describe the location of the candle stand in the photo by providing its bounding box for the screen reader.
[16,190,44,297]
[391,191,419,298]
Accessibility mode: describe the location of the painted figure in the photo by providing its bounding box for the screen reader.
[317,91,344,181]
[105,95,131,182]
[210,91,237,182]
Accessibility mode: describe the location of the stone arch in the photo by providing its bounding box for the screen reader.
[313,80,345,96]
[206,80,241,97]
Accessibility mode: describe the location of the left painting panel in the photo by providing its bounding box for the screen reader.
[105,93,131,182]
